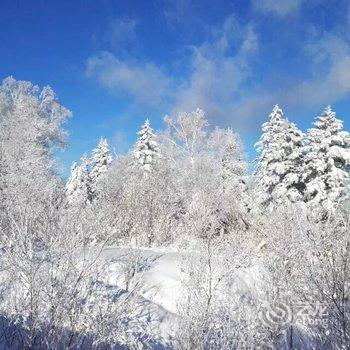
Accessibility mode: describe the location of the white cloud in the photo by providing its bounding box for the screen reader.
[221,33,350,130]
[86,15,260,128]
[256,33,350,109]
[172,16,259,126]
[86,52,172,105]
[253,0,302,17]
[86,12,350,133]
[292,34,350,105]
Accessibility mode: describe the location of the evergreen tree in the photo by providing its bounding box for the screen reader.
[133,119,160,172]
[66,155,92,206]
[303,106,350,211]
[254,105,304,208]
[91,137,112,196]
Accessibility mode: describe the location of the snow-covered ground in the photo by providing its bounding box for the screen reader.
[100,247,183,344]
[101,247,183,313]
[95,246,263,346]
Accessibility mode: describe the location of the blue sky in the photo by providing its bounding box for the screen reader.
[1,0,350,175]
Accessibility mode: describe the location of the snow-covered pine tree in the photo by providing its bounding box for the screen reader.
[303,106,350,211]
[254,105,304,208]
[66,155,92,206]
[133,119,160,173]
[90,138,112,197]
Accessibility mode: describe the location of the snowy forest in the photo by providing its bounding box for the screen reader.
[0,76,350,349]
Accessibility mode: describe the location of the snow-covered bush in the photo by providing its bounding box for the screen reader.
[176,234,271,349]
[259,204,350,348]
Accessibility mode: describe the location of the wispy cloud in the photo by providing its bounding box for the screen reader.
[86,14,260,126]
[232,31,350,128]
[253,0,302,17]
[112,131,129,154]
[292,33,350,105]
[172,15,258,126]
[86,3,350,132]
[86,51,172,105]
[163,0,201,34]
[105,18,137,46]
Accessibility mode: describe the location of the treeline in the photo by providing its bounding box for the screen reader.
[0,77,350,349]
[66,103,350,246]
